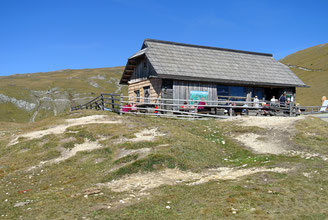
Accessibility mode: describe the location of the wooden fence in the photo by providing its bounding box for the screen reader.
[70,93,123,113]
[71,93,328,118]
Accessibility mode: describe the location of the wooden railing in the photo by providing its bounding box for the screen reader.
[71,93,328,118]
[71,93,123,114]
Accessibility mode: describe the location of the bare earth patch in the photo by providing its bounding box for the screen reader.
[98,167,291,193]
[128,128,165,142]
[115,148,152,161]
[28,139,105,171]
[9,115,121,146]
[235,133,287,154]
[229,116,304,130]
[232,116,328,160]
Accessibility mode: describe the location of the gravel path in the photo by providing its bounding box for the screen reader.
[313,113,328,122]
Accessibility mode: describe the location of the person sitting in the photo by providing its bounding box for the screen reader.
[154,105,159,114]
[242,103,248,115]
[322,96,327,106]
[122,104,132,112]
[197,97,207,112]
[270,96,275,104]
[321,96,328,111]
[131,103,137,112]
[180,101,188,109]
[271,96,279,107]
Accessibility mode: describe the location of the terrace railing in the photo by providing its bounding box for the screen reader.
[71,93,328,118]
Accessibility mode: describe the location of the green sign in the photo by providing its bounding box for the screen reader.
[190,91,208,104]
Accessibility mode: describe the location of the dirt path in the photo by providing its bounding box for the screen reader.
[98,167,291,193]
[313,113,328,123]
[9,115,122,146]
[128,128,165,142]
[231,116,328,160]
[228,116,303,130]
[27,138,105,170]
[230,116,302,154]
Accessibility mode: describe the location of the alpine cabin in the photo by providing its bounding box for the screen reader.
[120,39,307,106]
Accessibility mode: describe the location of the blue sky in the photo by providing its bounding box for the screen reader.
[0,0,327,76]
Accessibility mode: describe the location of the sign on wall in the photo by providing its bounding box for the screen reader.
[190,91,208,104]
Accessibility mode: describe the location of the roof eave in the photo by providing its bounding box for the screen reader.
[120,51,148,85]
[156,74,308,88]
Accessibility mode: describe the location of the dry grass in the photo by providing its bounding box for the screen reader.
[0,112,328,219]
[280,43,328,106]
[0,67,127,123]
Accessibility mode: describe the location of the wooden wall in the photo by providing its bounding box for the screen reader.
[128,79,162,103]
[130,57,157,82]
[173,80,217,106]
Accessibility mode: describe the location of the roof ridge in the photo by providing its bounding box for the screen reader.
[144,38,273,57]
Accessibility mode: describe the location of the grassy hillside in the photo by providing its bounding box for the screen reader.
[0,67,127,123]
[1,43,327,123]
[1,111,328,219]
[280,43,328,106]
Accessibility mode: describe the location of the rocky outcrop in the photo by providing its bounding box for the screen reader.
[0,94,36,111]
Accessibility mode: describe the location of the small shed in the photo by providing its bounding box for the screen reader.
[120,39,307,105]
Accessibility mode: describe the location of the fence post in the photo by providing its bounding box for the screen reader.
[289,102,292,117]
[100,94,104,110]
[120,93,123,115]
[111,95,115,111]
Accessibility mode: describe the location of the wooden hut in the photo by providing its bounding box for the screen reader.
[120,39,307,106]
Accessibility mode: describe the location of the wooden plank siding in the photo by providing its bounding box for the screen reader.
[128,79,162,103]
[173,80,217,107]
[129,57,157,82]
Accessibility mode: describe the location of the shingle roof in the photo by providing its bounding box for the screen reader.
[129,48,148,59]
[121,39,307,87]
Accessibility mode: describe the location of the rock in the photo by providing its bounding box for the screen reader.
[14,201,30,207]
[71,193,82,198]
[83,188,101,195]
[166,205,171,209]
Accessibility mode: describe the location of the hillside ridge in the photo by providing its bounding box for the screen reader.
[0,66,126,122]
[280,43,328,106]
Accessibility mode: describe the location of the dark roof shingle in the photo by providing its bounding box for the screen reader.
[121,39,307,87]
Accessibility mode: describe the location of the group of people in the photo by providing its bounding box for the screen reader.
[122,103,138,112]
[252,92,293,108]
[180,97,208,112]
[122,92,303,115]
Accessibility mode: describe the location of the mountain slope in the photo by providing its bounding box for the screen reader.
[280,43,328,106]
[0,67,126,123]
[1,111,328,219]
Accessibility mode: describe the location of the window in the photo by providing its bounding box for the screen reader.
[143,61,147,68]
[217,85,247,100]
[217,86,229,97]
[144,86,150,103]
[253,88,264,100]
[134,90,140,102]
[230,86,247,98]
